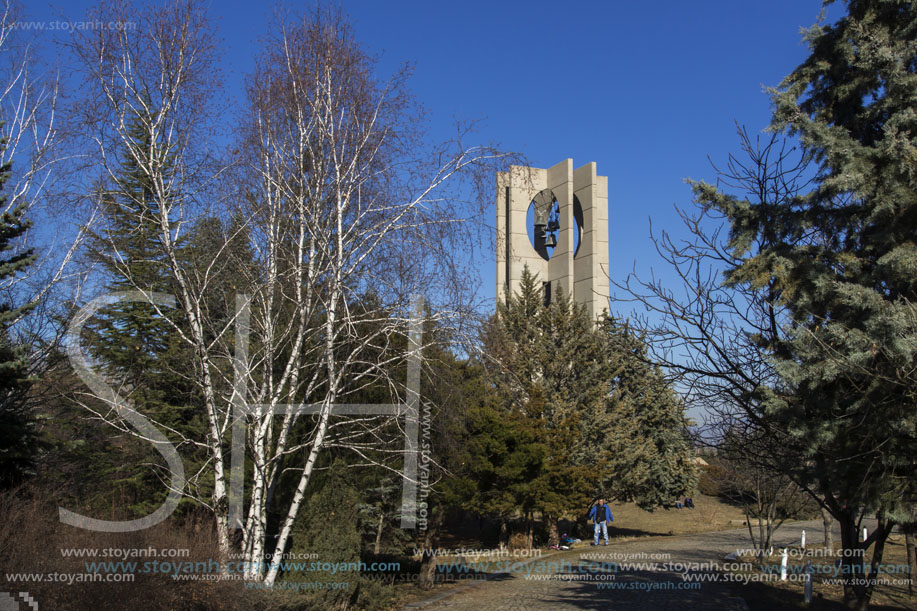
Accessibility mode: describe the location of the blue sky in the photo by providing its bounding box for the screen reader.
[26,0,836,312]
[332,1,831,303]
[244,1,828,311]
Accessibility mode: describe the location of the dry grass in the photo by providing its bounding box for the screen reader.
[606,493,748,538]
[0,486,272,611]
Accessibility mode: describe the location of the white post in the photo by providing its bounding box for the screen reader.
[804,562,813,604]
[781,548,789,581]
[801,529,806,550]
[862,527,868,542]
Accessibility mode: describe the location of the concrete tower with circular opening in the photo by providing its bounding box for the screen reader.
[496,159,609,320]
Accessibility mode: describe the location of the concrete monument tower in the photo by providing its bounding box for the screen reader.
[496,159,609,320]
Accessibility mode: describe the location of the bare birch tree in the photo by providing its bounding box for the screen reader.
[0,0,94,483]
[67,0,505,584]
[0,0,86,343]
[235,7,505,583]
[67,0,234,548]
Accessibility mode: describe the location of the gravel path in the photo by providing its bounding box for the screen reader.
[405,519,848,611]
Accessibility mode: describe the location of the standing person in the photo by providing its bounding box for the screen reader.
[589,498,613,545]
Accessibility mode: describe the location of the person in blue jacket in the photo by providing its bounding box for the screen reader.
[589,498,613,545]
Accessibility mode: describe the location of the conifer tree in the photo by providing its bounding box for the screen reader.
[487,266,695,521]
[86,117,175,379]
[601,318,697,509]
[702,2,917,607]
[0,134,37,487]
[82,116,200,514]
[284,461,361,600]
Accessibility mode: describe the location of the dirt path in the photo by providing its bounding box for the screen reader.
[406,520,838,610]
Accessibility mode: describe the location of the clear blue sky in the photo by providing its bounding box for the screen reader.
[335,1,832,308]
[27,0,836,311]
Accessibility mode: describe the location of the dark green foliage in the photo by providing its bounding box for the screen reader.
[480,266,696,516]
[85,117,181,377]
[289,461,362,570]
[490,269,611,467]
[700,2,917,607]
[79,116,203,516]
[458,388,551,518]
[0,135,37,487]
[601,317,698,509]
[0,331,35,487]
[355,475,413,554]
[453,382,594,548]
[283,461,363,606]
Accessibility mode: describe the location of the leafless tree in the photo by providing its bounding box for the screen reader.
[0,0,95,455]
[0,0,71,307]
[616,125,830,542]
[712,424,815,562]
[618,126,808,439]
[234,7,506,582]
[0,0,90,334]
[64,0,234,546]
[66,0,507,585]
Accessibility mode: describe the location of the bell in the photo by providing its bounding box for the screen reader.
[545,233,557,248]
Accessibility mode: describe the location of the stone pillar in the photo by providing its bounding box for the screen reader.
[573,162,610,321]
[496,165,547,299]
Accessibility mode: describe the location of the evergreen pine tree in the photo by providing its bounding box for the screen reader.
[704,2,917,607]
[82,115,200,514]
[0,133,37,487]
[488,265,695,516]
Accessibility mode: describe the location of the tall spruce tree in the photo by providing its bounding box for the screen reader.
[487,266,695,521]
[86,117,175,378]
[492,268,612,466]
[0,135,37,487]
[83,116,200,514]
[705,2,917,608]
[602,317,697,509]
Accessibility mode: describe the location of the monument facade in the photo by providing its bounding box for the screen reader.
[496,159,609,320]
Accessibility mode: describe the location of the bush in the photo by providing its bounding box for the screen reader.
[696,462,726,497]
[508,532,529,550]
[280,461,374,609]
[0,485,268,611]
